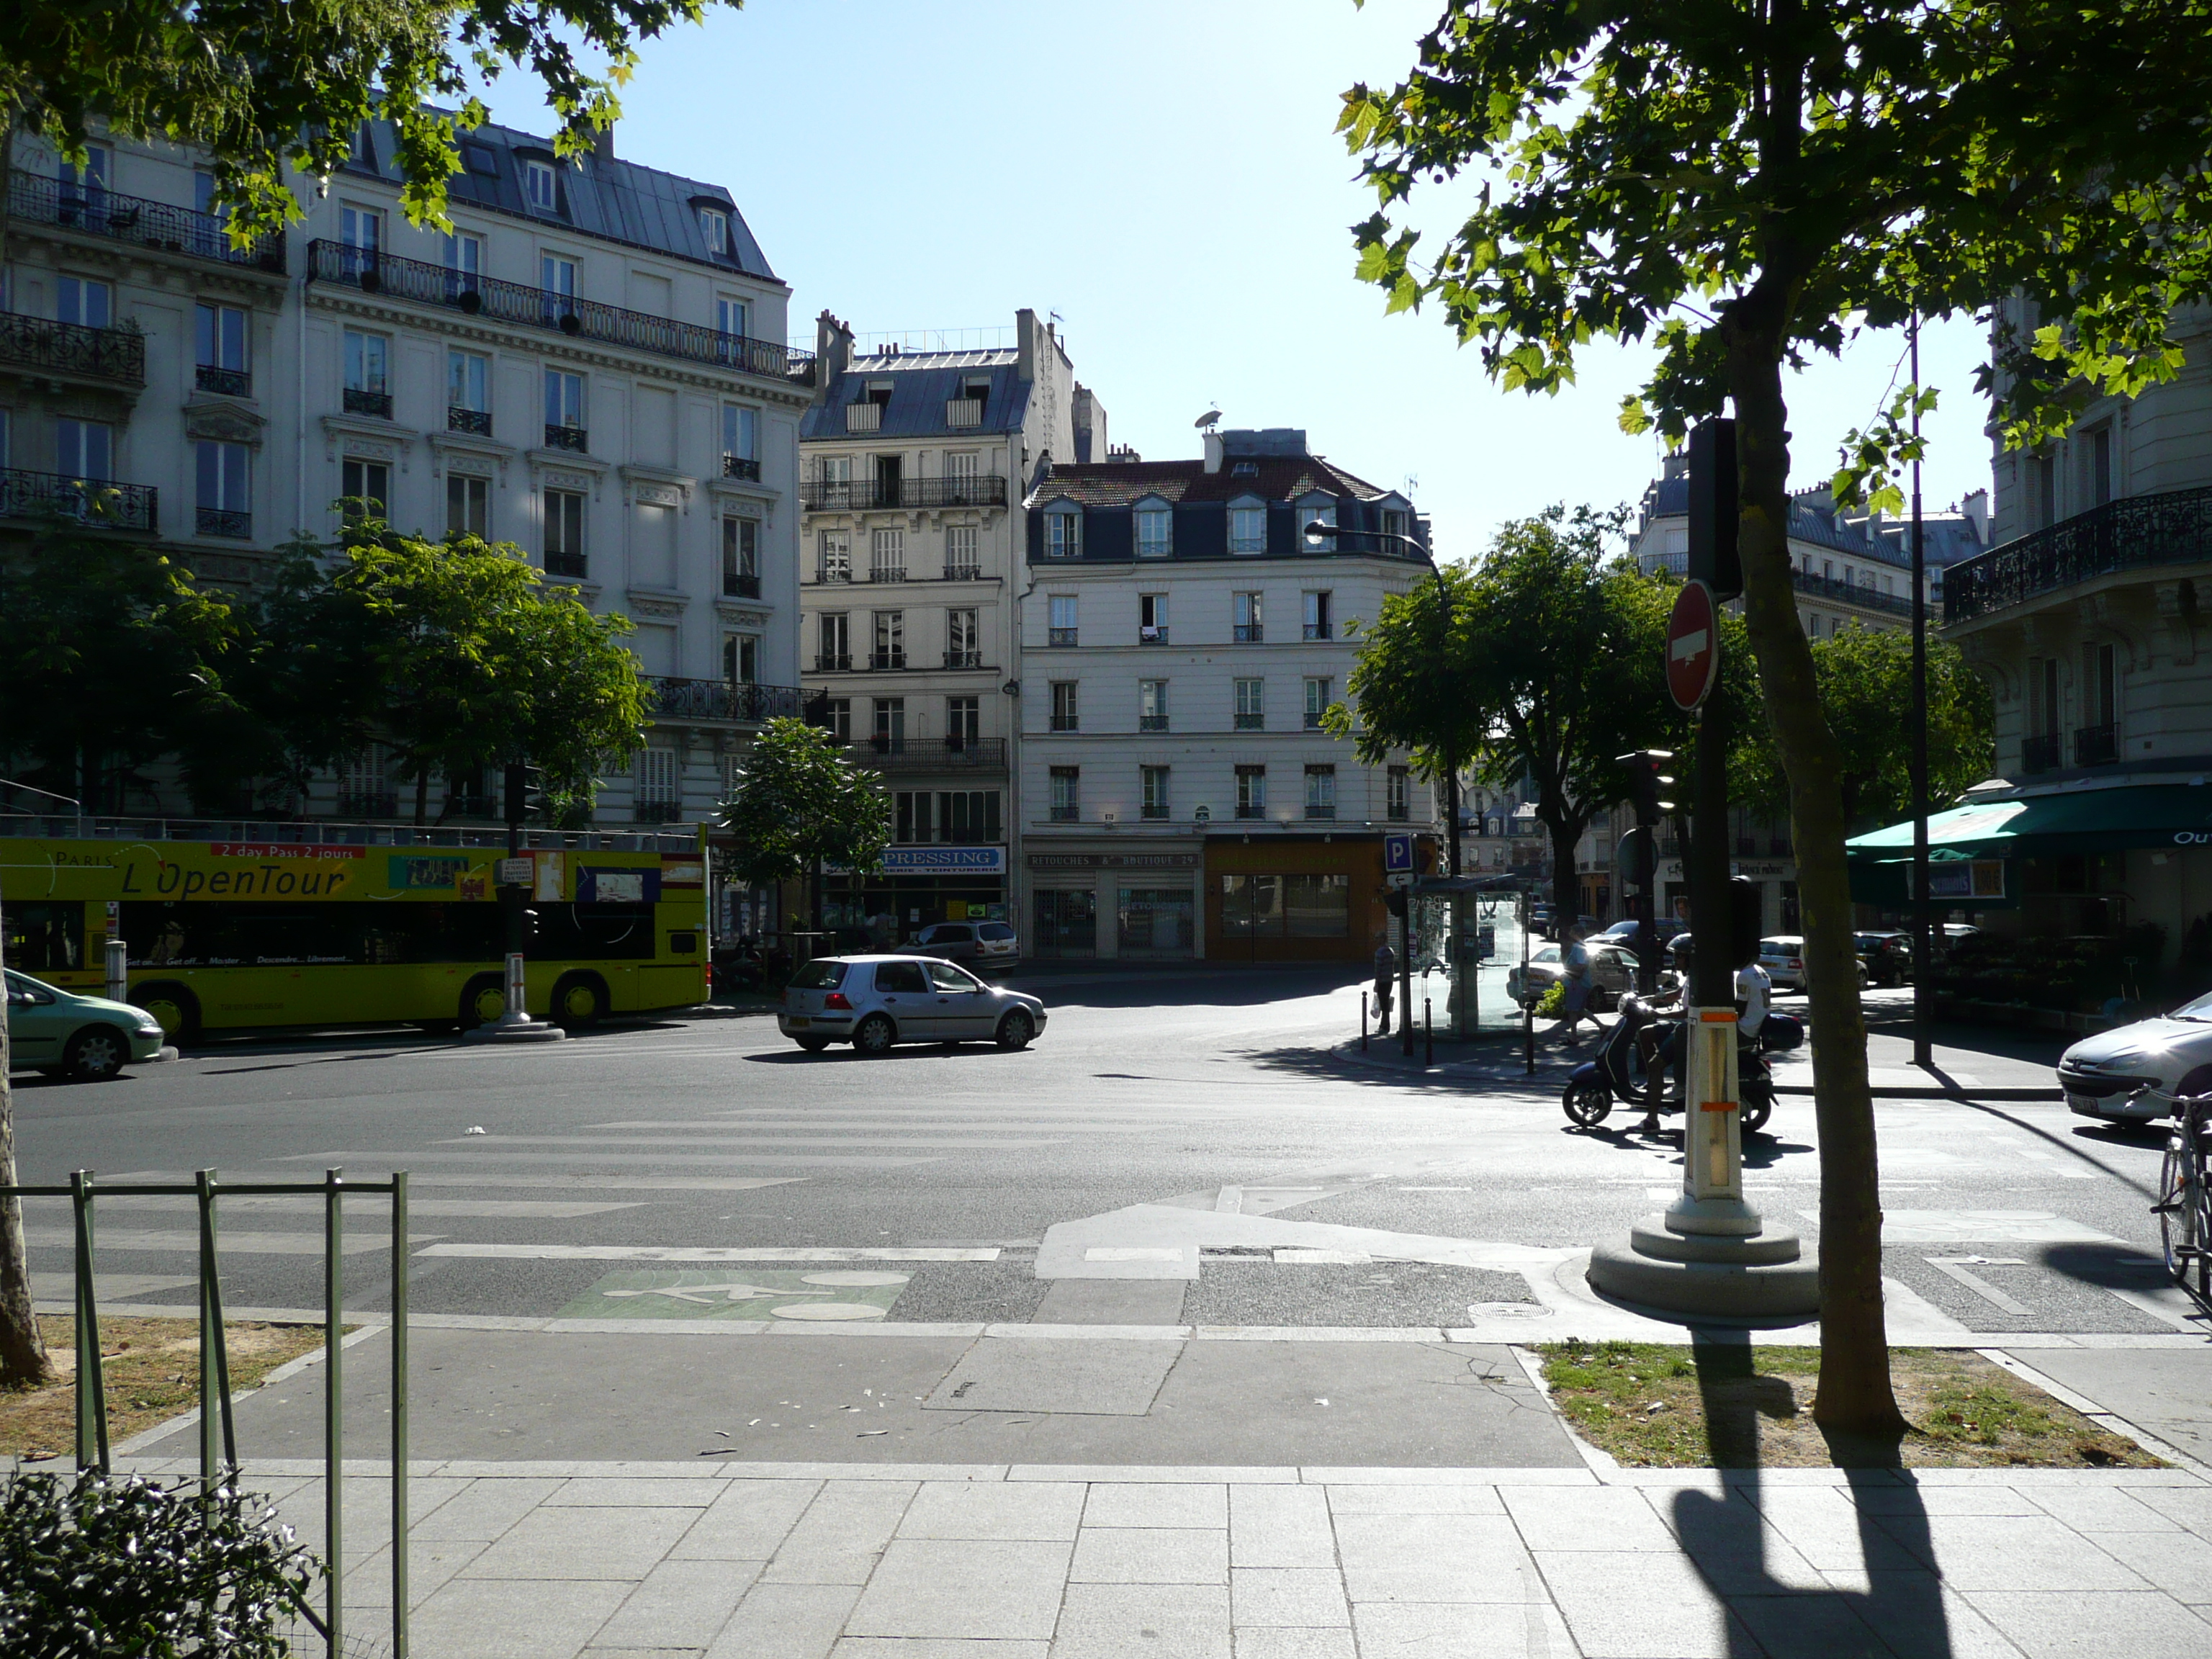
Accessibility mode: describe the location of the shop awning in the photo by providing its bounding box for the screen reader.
[1848,781,2212,860]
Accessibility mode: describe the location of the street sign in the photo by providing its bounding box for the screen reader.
[497,857,533,888]
[1666,580,1719,711]
[1382,832,1413,873]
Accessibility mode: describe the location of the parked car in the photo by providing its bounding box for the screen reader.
[1854,930,1914,987]
[2056,991,2212,1123]
[909,920,1020,971]
[1507,940,1640,1011]
[779,954,1047,1055]
[1756,935,1871,994]
[4,968,166,1081]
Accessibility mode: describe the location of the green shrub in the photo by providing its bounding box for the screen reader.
[0,1471,315,1658]
[1533,981,1567,1017]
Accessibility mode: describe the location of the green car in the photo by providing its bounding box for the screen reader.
[5,968,167,1082]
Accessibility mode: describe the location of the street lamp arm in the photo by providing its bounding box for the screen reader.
[1300,522,1432,558]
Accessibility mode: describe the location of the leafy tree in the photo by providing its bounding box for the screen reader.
[0,0,735,243]
[720,718,894,935]
[1735,628,1995,830]
[1337,0,2212,1434]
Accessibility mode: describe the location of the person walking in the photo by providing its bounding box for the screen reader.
[1552,924,1601,1043]
[1372,938,1397,1036]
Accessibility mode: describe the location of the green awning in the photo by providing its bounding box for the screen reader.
[1848,782,2212,859]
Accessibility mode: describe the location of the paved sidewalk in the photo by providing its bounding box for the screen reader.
[117,1452,2212,1658]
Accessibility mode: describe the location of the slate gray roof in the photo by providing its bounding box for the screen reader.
[1637,472,1915,569]
[349,114,778,282]
[1026,454,1392,508]
[801,349,1033,443]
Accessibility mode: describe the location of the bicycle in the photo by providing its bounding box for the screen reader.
[2155,1092,2212,1296]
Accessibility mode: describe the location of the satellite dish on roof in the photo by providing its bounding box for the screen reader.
[1195,409,1221,430]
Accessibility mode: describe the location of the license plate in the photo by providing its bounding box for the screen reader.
[788,1016,810,1028]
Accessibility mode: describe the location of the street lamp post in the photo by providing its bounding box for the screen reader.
[1909,310,1933,1069]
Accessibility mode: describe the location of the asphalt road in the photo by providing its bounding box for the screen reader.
[8,967,2190,1339]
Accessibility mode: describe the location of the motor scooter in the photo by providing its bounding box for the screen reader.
[1561,994,1776,1133]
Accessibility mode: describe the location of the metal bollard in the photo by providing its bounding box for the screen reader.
[105,938,128,1005]
[1424,999,1434,1067]
[1360,992,1368,1052]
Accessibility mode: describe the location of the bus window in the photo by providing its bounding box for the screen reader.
[536,902,657,961]
[4,904,85,973]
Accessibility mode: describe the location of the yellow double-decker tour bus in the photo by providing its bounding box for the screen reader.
[1,817,711,1040]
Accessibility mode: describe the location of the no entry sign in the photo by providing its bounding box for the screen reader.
[1667,580,1719,711]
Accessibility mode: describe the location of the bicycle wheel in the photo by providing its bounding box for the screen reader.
[2159,1138,2196,1287]
[2196,1151,2212,1301]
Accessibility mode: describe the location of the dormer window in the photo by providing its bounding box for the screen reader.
[1228,496,1268,555]
[462,142,499,177]
[1295,498,1336,547]
[698,206,729,256]
[524,158,557,212]
[349,124,378,172]
[1046,504,1082,559]
[1231,460,1258,477]
[1135,497,1173,559]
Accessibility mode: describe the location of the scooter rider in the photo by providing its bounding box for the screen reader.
[1642,942,1769,1134]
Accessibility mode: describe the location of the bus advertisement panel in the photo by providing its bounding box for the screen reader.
[0,832,709,1039]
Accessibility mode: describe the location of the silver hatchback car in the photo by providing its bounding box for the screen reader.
[779,954,1048,1055]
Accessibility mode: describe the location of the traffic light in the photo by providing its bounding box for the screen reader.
[1686,419,1743,601]
[505,761,550,829]
[1616,750,1676,822]
[1385,889,1408,918]
[521,907,542,945]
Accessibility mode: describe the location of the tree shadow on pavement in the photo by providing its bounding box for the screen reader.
[1669,1332,1954,1657]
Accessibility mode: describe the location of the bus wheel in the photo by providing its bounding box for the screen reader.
[132,982,199,1045]
[458,974,507,1030]
[552,973,608,1030]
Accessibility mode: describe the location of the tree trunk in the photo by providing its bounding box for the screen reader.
[1541,809,1586,934]
[1725,315,1905,1439]
[413,763,430,826]
[0,901,55,1388]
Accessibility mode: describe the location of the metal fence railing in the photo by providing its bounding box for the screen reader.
[4,1167,410,1658]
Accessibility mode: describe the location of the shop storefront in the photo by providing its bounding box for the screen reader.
[1658,856,1799,937]
[1026,845,1203,959]
[1205,833,1416,963]
[827,845,1007,941]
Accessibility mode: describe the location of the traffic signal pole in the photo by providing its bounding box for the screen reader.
[462,762,565,1045]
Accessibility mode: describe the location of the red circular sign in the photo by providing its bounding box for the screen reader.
[1666,580,1719,711]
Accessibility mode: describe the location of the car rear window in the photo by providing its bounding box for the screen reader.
[790,961,847,989]
[978,924,1015,941]
[928,925,974,943]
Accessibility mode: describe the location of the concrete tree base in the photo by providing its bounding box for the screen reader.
[460,1016,567,1045]
[1587,1210,1822,1319]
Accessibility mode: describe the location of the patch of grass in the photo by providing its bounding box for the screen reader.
[0,1317,332,1460]
[1535,1339,2162,1469]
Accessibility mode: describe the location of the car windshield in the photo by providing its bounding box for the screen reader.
[790,960,846,989]
[2172,990,2212,1021]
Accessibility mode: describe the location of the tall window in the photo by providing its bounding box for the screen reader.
[637,749,679,817]
[817,612,851,670]
[870,527,905,582]
[544,487,586,576]
[343,330,390,416]
[1139,679,1169,732]
[945,524,980,579]
[699,207,730,255]
[896,791,935,843]
[946,696,981,750]
[1049,594,1079,647]
[2090,427,2114,508]
[540,253,577,328]
[1140,593,1168,644]
[55,417,112,480]
[1303,677,1332,730]
[947,608,979,667]
[57,276,113,329]
[717,297,748,339]
[722,516,760,596]
[197,441,252,537]
[446,473,489,538]
[194,302,248,393]
[1050,681,1079,732]
[872,610,904,669]
[1136,503,1172,558]
[525,160,558,212]
[1233,678,1264,731]
[448,350,491,423]
[1141,766,1172,820]
[1236,765,1267,819]
[1050,767,1080,822]
[1295,503,1336,542]
[2084,640,2118,732]
[2033,453,2058,529]
[1046,508,1081,558]
[1229,501,1267,554]
[544,369,586,447]
[817,697,852,742]
[341,457,388,518]
[722,403,759,475]
[442,230,484,283]
[339,204,380,257]
[1303,764,1336,821]
[945,450,981,489]
[1233,590,1263,642]
[818,530,852,583]
[1302,590,1333,641]
[873,698,906,750]
[724,634,760,685]
[1387,765,1411,822]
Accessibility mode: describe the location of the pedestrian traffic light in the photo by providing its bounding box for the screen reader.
[1729,875,1762,969]
[1686,419,1743,601]
[1616,750,1676,822]
[505,761,550,828]
[521,907,541,945]
[1385,889,1408,917]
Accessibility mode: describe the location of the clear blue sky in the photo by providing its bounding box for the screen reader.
[469,0,1996,559]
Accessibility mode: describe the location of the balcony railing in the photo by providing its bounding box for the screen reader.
[1305,805,1336,821]
[870,650,907,670]
[849,738,1006,772]
[1233,624,1264,643]
[195,363,250,396]
[1303,622,1333,641]
[2022,732,2062,775]
[723,454,761,481]
[1141,626,1169,645]
[343,387,392,419]
[2074,723,2120,767]
[1236,803,1266,820]
[305,240,811,380]
[943,649,983,669]
[724,572,762,598]
[336,791,400,819]
[544,423,588,452]
[1050,714,1079,733]
[1048,627,1078,647]
[449,406,493,436]
[1233,714,1264,731]
[801,476,1010,511]
[814,653,853,671]
[0,312,145,385]
[646,678,804,724]
[1051,804,1079,822]
[1303,711,1326,730]
[944,562,981,580]
[12,171,284,273]
[195,507,251,540]
[546,552,588,578]
[1948,483,2212,624]
[635,800,685,824]
[867,565,907,583]
[1139,714,1169,732]
[1791,568,1912,617]
[0,467,158,533]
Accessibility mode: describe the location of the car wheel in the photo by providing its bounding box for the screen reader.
[795,1035,832,1053]
[132,981,200,1045]
[458,974,507,1030]
[551,972,608,1030]
[1562,1079,1612,1127]
[853,1013,896,1055]
[63,1026,129,1082]
[995,1008,1035,1051]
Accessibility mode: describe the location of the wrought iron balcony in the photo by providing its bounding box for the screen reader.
[305,240,811,380]
[1303,711,1326,730]
[814,653,853,671]
[2074,723,2120,767]
[943,562,981,581]
[850,738,1006,773]
[546,552,588,578]
[336,791,400,819]
[1305,805,1336,821]
[867,565,907,583]
[724,572,762,598]
[870,650,907,670]
[1139,714,1169,732]
[195,507,251,540]
[1303,622,1334,640]
[1051,804,1079,822]
[1791,567,1912,618]
[943,649,983,669]
[1233,624,1264,643]
[1049,714,1079,733]
[1140,626,1169,645]
[801,475,1010,511]
[448,406,493,436]
[1947,483,2212,624]
[2022,732,2062,775]
[0,311,145,385]
[344,387,392,419]
[723,454,761,480]
[1236,803,1266,820]
[195,363,250,396]
[635,801,685,824]
[1234,713,1264,732]
[544,423,588,452]
[0,467,158,533]
[1048,627,1078,647]
[645,678,804,724]
[11,170,284,272]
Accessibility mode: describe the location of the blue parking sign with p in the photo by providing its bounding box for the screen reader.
[1383,833,1413,873]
